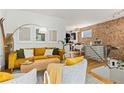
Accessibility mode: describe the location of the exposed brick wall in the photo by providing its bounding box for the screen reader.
[78,17,124,59]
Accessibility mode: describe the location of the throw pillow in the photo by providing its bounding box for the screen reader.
[65,56,84,66]
[44,49,53,56]
[16,49,25,59]
[24,49,34,58]
[52,48,59,55]
[34,48,46,56]
[0,72,13,82]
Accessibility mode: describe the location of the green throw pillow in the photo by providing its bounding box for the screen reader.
[52,48,59,55]
[16,49,25,59]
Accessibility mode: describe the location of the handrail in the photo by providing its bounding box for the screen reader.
[87,45,112,69]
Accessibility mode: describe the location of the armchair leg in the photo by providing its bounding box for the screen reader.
[44,71,51,84]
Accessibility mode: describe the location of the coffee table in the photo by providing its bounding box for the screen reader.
[20,58,60,73]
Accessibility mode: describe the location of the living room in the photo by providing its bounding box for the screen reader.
[0,9,124,84]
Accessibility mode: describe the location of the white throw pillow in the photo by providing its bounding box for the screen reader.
[24,49,34,58]
[44,49,53,56]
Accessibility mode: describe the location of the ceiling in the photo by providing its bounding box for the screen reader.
[22,9,124,30]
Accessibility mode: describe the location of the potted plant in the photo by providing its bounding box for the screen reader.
[58,38,67,49]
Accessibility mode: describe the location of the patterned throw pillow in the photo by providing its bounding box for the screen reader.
[44,49,53,56]
[24,49,34,58]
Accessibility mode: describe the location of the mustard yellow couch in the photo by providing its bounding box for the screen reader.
[8,48,65,71]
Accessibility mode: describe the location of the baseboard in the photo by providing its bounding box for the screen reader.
[0,65,5,71]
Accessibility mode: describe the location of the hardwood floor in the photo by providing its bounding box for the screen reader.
[87,59,113,84]
[87,59,105,72]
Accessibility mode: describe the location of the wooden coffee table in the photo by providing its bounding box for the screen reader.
[20,58,60,73]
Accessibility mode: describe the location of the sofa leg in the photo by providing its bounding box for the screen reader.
[10,68,13,72]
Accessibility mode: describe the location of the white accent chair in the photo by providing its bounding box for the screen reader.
[1,69,37,84]
[44,59,87,84]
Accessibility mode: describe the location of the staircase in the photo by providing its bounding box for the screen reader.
[85,45,112,69]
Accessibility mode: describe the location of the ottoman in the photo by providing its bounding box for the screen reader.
[21,58,60,73]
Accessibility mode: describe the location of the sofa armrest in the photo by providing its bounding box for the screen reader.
[58,49,65,60]
[8,52,17,70]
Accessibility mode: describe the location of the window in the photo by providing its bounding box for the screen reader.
[49,30,57,42]
[19,27,31,41]
[36,27,48,41]
[81,30,92,38]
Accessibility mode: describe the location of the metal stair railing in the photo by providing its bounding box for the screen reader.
[88,45,112,69]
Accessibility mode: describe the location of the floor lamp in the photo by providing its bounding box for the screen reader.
[0,18,7,69]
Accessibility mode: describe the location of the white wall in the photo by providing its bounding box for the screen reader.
[92,66,124,83]
[110,68,124,84]
[4,10,66,50]
[0,10,5,70]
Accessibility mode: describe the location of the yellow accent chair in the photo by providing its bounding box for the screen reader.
[0,72,13,83]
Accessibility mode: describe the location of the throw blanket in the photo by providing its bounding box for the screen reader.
[47,63,63,84]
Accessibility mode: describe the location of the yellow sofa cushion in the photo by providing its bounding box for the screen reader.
[0,72,13,82]
[47,55,60,59]
[34,56,48,60]
[34,48,46,56]
[65,56,84,66]
[14,58,28,68]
